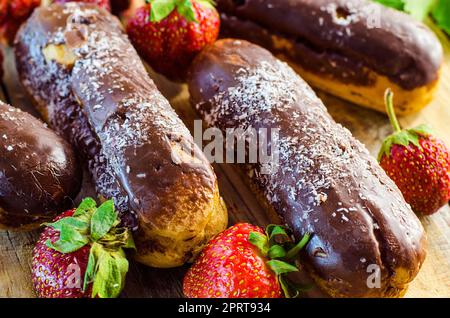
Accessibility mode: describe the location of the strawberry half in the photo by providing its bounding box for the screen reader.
[126,0,220,81]
[32,198,135,298]
[379,89,450,216]
[183,223,311,298]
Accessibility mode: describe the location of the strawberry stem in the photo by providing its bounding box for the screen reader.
[385,89,402,133]
[286,233,311,260]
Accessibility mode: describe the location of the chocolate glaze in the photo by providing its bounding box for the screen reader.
[188,39,427,297]
[0,102,81,230]
[15,4,218,244]
[217,0,443,90]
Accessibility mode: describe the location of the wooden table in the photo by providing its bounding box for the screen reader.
[1,28,449,298]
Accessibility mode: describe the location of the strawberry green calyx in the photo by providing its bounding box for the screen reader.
[249,225,311,298]
[378,89,434,161]
[147,0,215,23]
[45,198,135,298]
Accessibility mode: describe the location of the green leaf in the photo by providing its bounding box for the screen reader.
[432,0,450,35]
[378,129,422,161]
[73,197,97,217]
[83,243,98,292]
[266,260,299,276]
[286,233,311,260]
[46,221,90,253]
[124,233,136,250]
[268,245,286,259]
[46,235,89,254]
[410,124,434,137]
[372,0,405,10]
[248,232,269,256]
[91,246,129,298]
[265,224,277,238]
[176,0,198,23]
[45,217,89,233]
[279,277,313,298]
[279,276,292,298]
[268,225,287,240]
[91,200,118,241]
[150,0,177,22]
[403,0,435,20]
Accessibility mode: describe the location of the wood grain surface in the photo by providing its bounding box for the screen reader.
[0,27,449,298]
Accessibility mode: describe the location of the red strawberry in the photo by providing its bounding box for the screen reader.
[183,223,310,298]
[0,0,41,45]
[32,198,135,298]
[126,0,220,81]
[379,89,450,215]
[32,210,91,298]
[53,0,111,11]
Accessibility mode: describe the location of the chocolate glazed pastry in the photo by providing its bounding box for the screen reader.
[0,102,81,231]
[15,3,227,268]
[217,0,443,115]
[188,39,427,297]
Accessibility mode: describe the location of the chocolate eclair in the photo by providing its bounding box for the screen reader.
[217,0,443,115]
[188,39,427,297]
[15,3,228,267]
[0,102,81,231]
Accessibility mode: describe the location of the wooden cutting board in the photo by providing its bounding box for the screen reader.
[1,27,449,298]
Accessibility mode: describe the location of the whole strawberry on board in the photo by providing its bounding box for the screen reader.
[126,0,220,81]
[0,0,41,45]
[52,0,111,11]
[183,223,311,298]
[32,198,135,298]
[379,89,450,216]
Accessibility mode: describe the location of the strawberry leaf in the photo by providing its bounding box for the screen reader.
[378,130,421,161]
[378,89,430,161]
[176,0,198,23]
[90,200,118,241]
[279,276,292,298]
[248,232,269,256]
[410,124,434,137]
[46,226,89,254]
[268,245,286,259]
[91,245,129,298]
[74,197,97,218]
[45,217,89,233]
[251,225,312,298]
[267,225,287,240]
[84,244,97,292]
[279,277,314,298]
[150,0,177,22]
[285,233,311,260]
[266,259,299,275]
